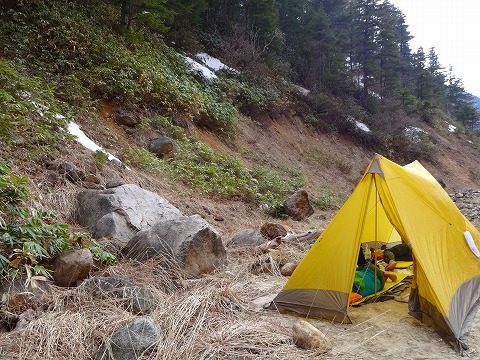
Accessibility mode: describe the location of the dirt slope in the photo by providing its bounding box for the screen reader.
[185,110,480,238]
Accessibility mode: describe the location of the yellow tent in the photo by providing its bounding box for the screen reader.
[269,154,480,351]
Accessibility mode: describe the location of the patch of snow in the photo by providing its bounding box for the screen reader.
[448,124,457,132]
[355,121,371,132]
[16,91,127,169]
[404,126,428,143]
[347,115,371,133]
[369,90,381,99]
[294,85,310,96]
[195,53,239,74]
[351,74,381,99]
[67,122,127,168]
[183,56,218,79]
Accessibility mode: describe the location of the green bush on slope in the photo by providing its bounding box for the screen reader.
[0,163,69,280]
[0,1,238,135]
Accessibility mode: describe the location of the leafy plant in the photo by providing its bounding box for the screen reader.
[0,60,70,160]
[87,240,118,266]
[0,163,29,206]
[167,139,252,197]
[147,115,187,139]
[93,150,109,169]
[312,193,335,211]
[122,145,165,173]
[0,163,70,279]
[219,77,284,113]
[251,165,304,212]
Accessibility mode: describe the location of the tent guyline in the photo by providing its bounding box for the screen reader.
[268,154,480,353]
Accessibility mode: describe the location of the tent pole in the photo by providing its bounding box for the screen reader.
[374,181,379,294]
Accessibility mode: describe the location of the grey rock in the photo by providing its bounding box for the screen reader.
[124,215,226,278]
[95,317,161,360]
[79,276,156,315]
[93,210,138,245]
[106,178,125,189]
[148,137,174,158]
[76,184,183,243]
[227,228,265,248]
[111,110,141,127]
[57,162,86,182]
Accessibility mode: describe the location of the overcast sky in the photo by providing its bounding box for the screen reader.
[389,0,480,97]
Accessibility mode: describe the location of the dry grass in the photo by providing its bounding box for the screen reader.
[0,245,318,360]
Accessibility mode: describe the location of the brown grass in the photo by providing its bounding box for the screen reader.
[0,247,318,360]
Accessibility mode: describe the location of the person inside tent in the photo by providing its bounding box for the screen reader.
[369,246,384,261]
[383,243,412,271]
[352,263,397,297]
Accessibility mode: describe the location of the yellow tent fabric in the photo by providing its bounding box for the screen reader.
[269,154,480,350]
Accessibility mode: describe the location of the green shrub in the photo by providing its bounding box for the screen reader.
[122,146,165,173]
[93,150,109,169]
[383,127,438,163]
[0,2,239,135]
[219,77,284,113]
[0,163,29,206]
[251,165,305,213]
[147,115,187,139]
[87,240,118,266]
[0,60,70,159]
[0,163,70,280]
[167,140,252,197]
[312,193,335,211]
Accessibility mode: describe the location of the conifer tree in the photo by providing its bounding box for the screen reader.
[114,0,173,31]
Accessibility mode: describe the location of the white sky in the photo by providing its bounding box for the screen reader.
[389,0,480,96]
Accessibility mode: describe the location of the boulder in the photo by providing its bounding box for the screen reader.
[106,178,125,189]
[260,222,288,239]
[95,317,162,360]
[111,110,141,127]
[148,137,174,158]
[283,189,314,221]
[57,161,86,182]
[53,248,93,287]
[292,320,332,353]
[124,215,226,277]
[280,262,298,276]
[227,228,265,248]
[93,209,139,246]
[79,276,156,315]
[76,184,183,244]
